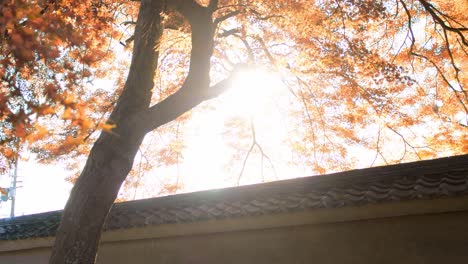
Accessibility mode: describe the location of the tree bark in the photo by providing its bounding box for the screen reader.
[49,1,164,263]
[49,1,232,263]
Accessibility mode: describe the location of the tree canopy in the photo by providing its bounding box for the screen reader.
[0,0,466,263]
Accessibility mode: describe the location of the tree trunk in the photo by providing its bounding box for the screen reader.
[49,1,227,262]
[49,1,163,263]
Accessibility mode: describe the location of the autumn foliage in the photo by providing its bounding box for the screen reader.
[1,0,467,191]
[1,0,467,263]
[0,0,123,169]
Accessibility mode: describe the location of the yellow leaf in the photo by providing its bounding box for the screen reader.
[100,123,116,132]
[3,149,14,159]
[14,123,27,138]
[26,125,48,143]
[41,107,55,115]
[63,108,73,119]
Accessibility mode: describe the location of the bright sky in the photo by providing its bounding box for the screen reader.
[117,67,314,199]
[0,159,72,218]
[0,67,377,219]
[0,68,296,217]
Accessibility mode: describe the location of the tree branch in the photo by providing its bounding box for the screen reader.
[214,10,241,24]
[140,77,235,133]
[417,0,468,46]
[139,1,252,133]
[237,118,277,185]
[208,0,219,12]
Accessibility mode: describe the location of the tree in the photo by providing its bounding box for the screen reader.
[46,1,237,262]
[0,0,466,263]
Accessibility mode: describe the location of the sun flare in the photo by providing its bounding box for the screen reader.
[222,68,286,117]
[181,67,298,187]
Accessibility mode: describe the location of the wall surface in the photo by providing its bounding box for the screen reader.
[0,247,50,264]
[2,209,468,264]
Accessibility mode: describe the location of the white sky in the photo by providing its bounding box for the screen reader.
[0,68,301,218]
[0,159,72,218]
[0,68,378,219]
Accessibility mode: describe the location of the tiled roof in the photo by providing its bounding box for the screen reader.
[1,154,468,240]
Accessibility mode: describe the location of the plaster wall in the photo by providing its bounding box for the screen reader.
[1,210,468,264]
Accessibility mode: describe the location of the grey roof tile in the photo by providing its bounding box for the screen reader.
[1,154,468,241]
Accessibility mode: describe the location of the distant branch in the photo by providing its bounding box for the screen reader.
[400,0,468,116]
[218,30,255,61]
[121,21,136,26]
[254,36,276,66]
[214,10,241,24]
[248,8,283,21]
[237,118,277,185]
[218,28,240,38]
[417,0,468,46]
[296,76,338,152]
[411,52,468,114]
[386,125,430,161]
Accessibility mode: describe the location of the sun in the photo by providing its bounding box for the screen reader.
[174,66,301,191]
[221,67,286,118]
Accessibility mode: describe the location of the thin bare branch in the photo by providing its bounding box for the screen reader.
[417,0,468,46]
[214,10,241,24]
[237,118,277,185]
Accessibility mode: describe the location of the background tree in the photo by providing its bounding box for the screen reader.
[0,0,466,263]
